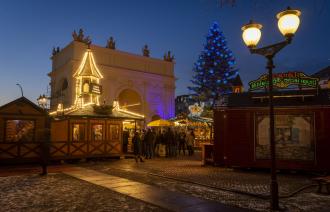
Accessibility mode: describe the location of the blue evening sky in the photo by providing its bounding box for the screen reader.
[0,0,329,105]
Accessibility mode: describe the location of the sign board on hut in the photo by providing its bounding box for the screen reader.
[249,72,319,91]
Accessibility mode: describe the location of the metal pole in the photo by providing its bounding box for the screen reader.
[267,56,279,210]
[16,83,24,97]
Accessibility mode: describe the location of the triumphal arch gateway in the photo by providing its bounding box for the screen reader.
[48,31,175,122]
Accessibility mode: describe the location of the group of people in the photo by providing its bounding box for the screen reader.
[124,128,195,163]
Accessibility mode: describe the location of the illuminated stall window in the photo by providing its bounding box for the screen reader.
[109,124,120,140]
[92,124,103,141]
[5,120,35,142]
[72,124,85,141]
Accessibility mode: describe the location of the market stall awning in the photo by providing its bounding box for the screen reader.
[147,119,174,127]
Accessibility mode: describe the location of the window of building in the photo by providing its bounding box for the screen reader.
[72,124,85,141]
[92,124,103,141]
[109,124,120,140]
[83,83,89,93]
[5,120,35,142]
[234,87,241,93]
[62,78,68,90]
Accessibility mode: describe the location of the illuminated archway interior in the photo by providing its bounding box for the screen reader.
[118,89,142,114]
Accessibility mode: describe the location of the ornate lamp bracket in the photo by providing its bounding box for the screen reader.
[250,39,291,58]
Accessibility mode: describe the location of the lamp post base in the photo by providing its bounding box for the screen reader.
[271,180,279,210]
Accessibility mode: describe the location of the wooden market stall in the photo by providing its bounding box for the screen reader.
[50,104,144,160]
[213,89,330,172]
[172,115,213,148]
[0,97,49,164]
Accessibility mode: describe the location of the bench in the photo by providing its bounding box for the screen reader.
[313,176,330,194]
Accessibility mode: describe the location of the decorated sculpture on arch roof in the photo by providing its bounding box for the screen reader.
[72,28,92,45]
[142,44,150,57]
[164,51,175,62]
[52,46,61,56]
[106,36,116,49]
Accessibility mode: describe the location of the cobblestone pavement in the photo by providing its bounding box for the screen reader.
[0,173,166,212]
[79,152,330,211]
[65,167,246,212]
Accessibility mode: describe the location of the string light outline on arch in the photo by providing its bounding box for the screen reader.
[73,48,103,107]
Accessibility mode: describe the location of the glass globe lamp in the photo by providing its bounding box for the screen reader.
[241,20,263,48]
[277,7,301,38]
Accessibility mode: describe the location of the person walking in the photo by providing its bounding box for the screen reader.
[122,129,129,153]
[145,129,154,159]
[173,130,179,157]
[186,130,195,156]
[132,131,144,162]
[178,131,186,155]
[165,128,174,157]
[140,129,146,157]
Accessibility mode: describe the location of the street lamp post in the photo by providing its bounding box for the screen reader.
[16,83,24,97]
[37,94,49,109]
[241,7,301,210]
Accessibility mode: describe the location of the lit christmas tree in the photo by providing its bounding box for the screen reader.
[188,22,239,107]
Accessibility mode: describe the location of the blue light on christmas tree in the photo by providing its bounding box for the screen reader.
[188,21,240,107]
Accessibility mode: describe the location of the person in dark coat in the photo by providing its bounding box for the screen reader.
[165,128,174,157]
[122,129,129,153]
[154,130,162,156]
[132,131,144,162]
[178,131,186,155]
[140,129,146,157]
[145,129,154,159]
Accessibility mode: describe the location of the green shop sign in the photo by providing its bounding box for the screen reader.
[249,72,319,90]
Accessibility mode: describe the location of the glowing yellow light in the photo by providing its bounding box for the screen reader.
[73,48,103,108]
[57,103,63,111]
[241,21,262,48]
[49,105,77,116]
[112,101,144,118]
[51,49,144,119]
[277,8,301,37]
[90,51,104,78]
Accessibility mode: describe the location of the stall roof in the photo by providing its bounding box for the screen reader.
[312,66,330,79]
[0,96,47,115]
[53,105,144,120]
[215,89,330,108]
[170,116,213,124]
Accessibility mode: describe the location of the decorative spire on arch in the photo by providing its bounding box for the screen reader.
[73,48,103,79]
[73,48,103,107]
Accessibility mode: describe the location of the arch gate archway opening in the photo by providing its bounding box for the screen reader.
[118,89,143,115]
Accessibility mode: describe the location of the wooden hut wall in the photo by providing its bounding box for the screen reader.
[214,107,330,172]
[0,98,48,163]
[50,118,123,159]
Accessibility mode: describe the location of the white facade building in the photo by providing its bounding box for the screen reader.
[48,40,175,122]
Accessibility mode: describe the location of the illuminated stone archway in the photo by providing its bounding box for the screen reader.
[117,89,142,114]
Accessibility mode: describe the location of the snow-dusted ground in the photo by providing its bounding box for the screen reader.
[0,174,165,212]
[1,153,329,211]
[81,154,330,211]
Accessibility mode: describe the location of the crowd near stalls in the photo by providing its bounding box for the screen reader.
[0,98,208,165]
[171,115,213,148]
[49,103,144,160]
[126,119,197,162]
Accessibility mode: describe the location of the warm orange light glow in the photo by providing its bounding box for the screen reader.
[113,100,144,118]
[241,21,262,48]
[73,48,103,107]
[277,8,301,37]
